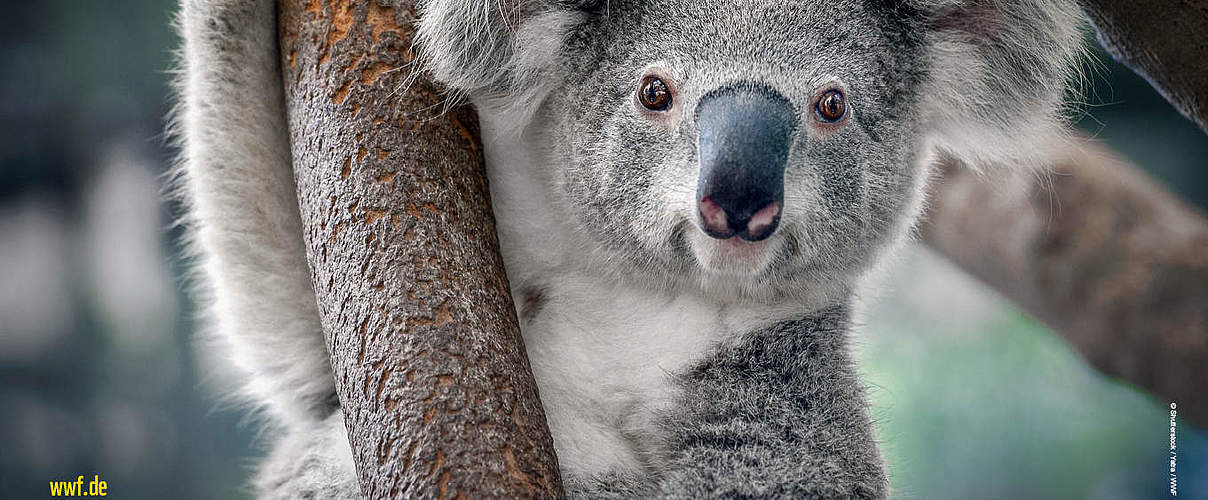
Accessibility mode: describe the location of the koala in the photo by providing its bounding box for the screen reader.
[174,0,1083,497]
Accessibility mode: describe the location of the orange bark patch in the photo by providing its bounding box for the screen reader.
[361,61,395,85]
[331,79,352,105]
[448,111,480,151]
[408,300,454,328]
[406,202,424,220]
[365,1,400,42]
[303,0,322,16]
[438,470,452,499]
[318,0,355,69]
[346,52,366,73]
[365,208,388,224]
[375,366,392,400]
[433,300,453,325]
[429,449,445,477]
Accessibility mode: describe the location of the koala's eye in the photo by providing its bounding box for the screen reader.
[638,76,673,111]
[815,89,846,122]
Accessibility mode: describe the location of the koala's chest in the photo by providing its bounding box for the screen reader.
[514,274,738,477]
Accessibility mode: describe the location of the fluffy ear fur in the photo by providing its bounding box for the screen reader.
[413,0,598,107]
[911,0,1086,168]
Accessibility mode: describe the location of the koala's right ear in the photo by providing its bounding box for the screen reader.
[906,0,1086,169]
[414,0,597,102]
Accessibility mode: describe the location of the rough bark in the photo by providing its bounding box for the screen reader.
[922,138,1208,426]
[1078,0,1208,132]
[277,0,563,497]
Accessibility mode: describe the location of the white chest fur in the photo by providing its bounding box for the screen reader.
[477,110,803,477]
[519,275,733,476]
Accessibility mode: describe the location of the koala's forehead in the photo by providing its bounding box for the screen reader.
[583,0,901,73]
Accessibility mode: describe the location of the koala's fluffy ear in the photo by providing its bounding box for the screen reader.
[414,0,596,104]
[911,0,1086,168]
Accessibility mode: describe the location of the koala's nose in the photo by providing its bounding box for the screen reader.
[696,84,796,241]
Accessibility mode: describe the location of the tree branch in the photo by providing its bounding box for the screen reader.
[922,138,1208,426]
[277,0,563,496]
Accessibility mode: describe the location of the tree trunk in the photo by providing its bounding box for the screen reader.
[922,138,1208,426]
[277,0,563,497]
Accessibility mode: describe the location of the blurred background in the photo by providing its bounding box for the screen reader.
[0,2,1204,499]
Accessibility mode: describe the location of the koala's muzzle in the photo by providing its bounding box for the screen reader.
[696,85,796,242]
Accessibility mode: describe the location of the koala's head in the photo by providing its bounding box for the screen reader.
[417,0,1082,301]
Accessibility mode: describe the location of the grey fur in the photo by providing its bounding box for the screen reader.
[172,0,336,429]
[565,306,886,499]
[175,0,1084,497]
[255,410,363,500]
[172,0,344,493]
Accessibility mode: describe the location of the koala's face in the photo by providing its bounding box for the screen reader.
[540,0,931,299]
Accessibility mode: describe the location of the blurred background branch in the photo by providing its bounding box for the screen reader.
[923,138,1208,426]
[920,0,1208,427]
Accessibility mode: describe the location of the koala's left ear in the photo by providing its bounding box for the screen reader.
[910,0,1086,168]
[414,0,598,103]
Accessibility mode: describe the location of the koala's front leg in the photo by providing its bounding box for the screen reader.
[573,306,888,499]
[255,409,361,499]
